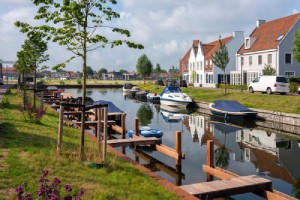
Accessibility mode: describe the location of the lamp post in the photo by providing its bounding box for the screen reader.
[6,65,8,84]
[240,55,243,92]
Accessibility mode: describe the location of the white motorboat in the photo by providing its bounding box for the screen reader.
[122,83,133,92]
[159,86,192,107]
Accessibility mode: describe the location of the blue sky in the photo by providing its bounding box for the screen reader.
[0,0,300,72]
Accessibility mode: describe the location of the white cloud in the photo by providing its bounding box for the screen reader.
[0,0,299,72]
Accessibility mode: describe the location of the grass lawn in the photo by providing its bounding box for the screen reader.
[0,89,179,200]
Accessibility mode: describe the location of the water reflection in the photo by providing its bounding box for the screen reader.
[64,88,300,198]
[137,104,153,126]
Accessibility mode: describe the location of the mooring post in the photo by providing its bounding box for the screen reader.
[121,114,126,139]
[102,107,108,162]
[207,140,214,181]
[41,90,44,111]
[57,104,64,155]
[97,107,102,142]
[175,131,182,166]
[134,118,139,136]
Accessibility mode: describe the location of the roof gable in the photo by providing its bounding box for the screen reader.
[239,13,300,54]
[204,36,233,60]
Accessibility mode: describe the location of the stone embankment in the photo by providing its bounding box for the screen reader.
[194,100,300,136]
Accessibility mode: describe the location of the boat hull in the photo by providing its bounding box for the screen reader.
[160,99,191,107]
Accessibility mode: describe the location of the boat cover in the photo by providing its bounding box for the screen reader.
[160,86,182,96]
[212,100,254,112]
[93,100,123,113]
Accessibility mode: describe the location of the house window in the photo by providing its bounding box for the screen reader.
[285,71,295,77]
[197,61,199,70]
[258,55,262,65]
[241,57,244,66]
[285,53,292,64]
[200,61,203,70]
[249,56,252,66]
[268,54,272,64]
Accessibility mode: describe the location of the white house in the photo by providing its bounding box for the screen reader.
[187,31,244,87]
[233,13,300,86]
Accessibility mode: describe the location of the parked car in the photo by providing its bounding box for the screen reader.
[0,78,3,85]
[155,79,164,86]
[248,75,289,95]
[178,80,187,87]
[166,79,177,86]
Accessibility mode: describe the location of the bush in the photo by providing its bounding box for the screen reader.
[19,102,44,124]
[290,82,299,93]
[76,79,82,84]
[59,80,65,85]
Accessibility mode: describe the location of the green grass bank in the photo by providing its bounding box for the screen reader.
[0,89,179,200]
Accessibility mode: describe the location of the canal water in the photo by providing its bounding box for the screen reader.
[64,88,300,199]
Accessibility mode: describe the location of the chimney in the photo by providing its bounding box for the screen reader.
[256,20,266,27]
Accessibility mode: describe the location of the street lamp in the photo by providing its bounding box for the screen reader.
[240,55,243,92]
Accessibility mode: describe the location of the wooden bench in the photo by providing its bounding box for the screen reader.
[179,175,272,199]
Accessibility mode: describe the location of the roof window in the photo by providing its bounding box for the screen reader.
[276,34,284,41]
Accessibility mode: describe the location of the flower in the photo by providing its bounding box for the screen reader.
[65,184,72,192]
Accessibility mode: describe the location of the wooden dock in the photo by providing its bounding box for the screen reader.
[180,175,271,199]
[179,140,297,200]
[106,137,161,147]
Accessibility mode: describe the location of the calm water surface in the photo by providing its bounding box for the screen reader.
[64,88,300,199]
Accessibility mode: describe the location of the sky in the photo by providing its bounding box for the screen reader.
[0,0,300,73]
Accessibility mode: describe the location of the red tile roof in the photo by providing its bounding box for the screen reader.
[205,36,233,60]
[239,13,300,54]
[193,40,199,55]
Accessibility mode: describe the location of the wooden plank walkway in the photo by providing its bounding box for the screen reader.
[107,137,161,147]
[76,120,116,126]
[179,175,272,199]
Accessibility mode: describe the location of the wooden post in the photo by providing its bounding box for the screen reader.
[102,107,108,162]
[41,90,44,111]
[175,131,182,166]
[207,140,214,181]
[57,104,64,155]
[97,107,102,142]
[121,114,126,139]
[134,118,139,136]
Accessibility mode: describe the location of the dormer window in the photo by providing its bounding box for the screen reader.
[276,34,284,41]
[245,38,250,48]
[244,37,256,49]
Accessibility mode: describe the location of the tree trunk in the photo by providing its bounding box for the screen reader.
[33,63,37,109]
[223,71,226,93]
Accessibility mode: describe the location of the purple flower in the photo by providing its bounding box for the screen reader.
[64,194,72,200]
[65,184,72,192]
[16,185,24,193]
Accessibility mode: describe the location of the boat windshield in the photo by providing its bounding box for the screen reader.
[162,86,182,94]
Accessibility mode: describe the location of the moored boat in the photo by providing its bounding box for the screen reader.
[123,83,133,92]
[160,86,192,107]
[146,93,160,103]
[209,100,257,120]
[128,126,163,138]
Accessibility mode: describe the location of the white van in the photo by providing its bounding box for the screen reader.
[248,75,289,95]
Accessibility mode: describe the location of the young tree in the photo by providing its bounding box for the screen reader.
[98,68,108,78]
[15,0,143,160]
[153,63,161,79]
[136,54,153,84]
[262,64,276,75]
[212,37,230,93]
[293,29,300,63]
[86,66,94,77]
[16,31,49,109]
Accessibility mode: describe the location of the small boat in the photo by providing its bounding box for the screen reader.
[123,83,133,92]
[135,90,149,101]
[128,126,163,138]
[209,100,257,120]
[128,86,141,97]
[146,93,160,103]
[73,96,94,106]
[160,86,193,107]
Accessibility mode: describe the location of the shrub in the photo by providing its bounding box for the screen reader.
[76,79,82,84]
[59,80,65,85]
[19,102,44,124]
[290,82,299,93]
[16,170,84,200]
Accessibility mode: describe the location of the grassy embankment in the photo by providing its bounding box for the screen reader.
[139,83,300,114]
[0,89,179,200]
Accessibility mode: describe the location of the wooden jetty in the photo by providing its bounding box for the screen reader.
[179,140,297,200]
[107,137,160,147]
